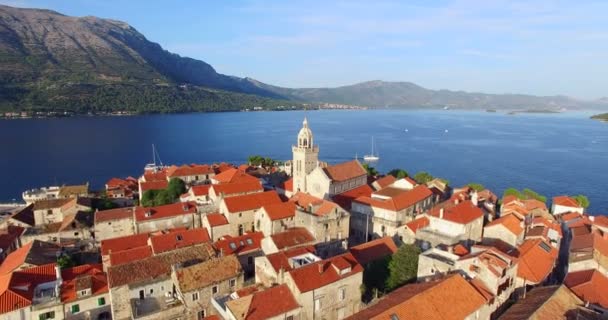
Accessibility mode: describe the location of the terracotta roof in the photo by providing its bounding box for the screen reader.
[373,187,408,198]
[270,228,315,250]
[0,240,60,274]
[176,254,242,292]
[223,191,282,213]
[373,175,397,189]
[134,201,197,222]
[517,239,558,284]
[346,274,487,320]
[166,164,214,177]
[323,160,367,182]
[282,178,293,192]
[213,168,259,184]
[499,285,586,320]
[485,214,524,236]
[453,244,469,256]
[354,185,433,212]
[263,202,296,221]
[214,232,264,255]
[150,228,211,254]
[288,252,363,293]
[0,263,57,314]
[593,215,608,228]
[349,237,398,265]
[205,213,229,227]
[429,200,484,224]
[95,207,134,223]
[211,181,263,196]
[266,246,317,273]
[60,264,108,303]
[101,233,149,255]
[332,184,374,210]
[226,284,300,320]
[553,195,581,208]
[191,185,212,196]
[108,245,214,287]
[404,216,430,233]
[143,169,167,182]
[32,198,73,211]
[564,269,608,308]
[524,199,548,211]
[139,180,168,192]
[109,245,153,266]
[106,177,137,189]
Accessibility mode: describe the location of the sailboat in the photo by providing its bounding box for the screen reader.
[363,137,380,161]
[144,144,165,172]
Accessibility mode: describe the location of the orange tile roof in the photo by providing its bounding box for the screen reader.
[106,177,137,189]
[100,233,149,255]
[166,164,214,177]
[60,264,108,303]
[213,168,259,184]
[214,232,264,255]
[140,180,168,192]
[561,211,584,222]
[524,199,548,211]
[499,285,584,320]
[191,184,212,196]
[564,269,608,308]
[346,274,487,320]
[109,245,153,266]
[289,252,363,293]
[229,284,300,320]
[134,201,197,222]
[453,244,469,256]
[266,245,317,273]
[0,226,25,258]
[553,195,581,208]
[404,216,430,233]
[205,213,229,227]
[323,160,367,181]
[95,207,134,223]
[0,242,33,274]
[282,178,293,192]
[374,175,397,189]
[354,185,433,212]
[210,181,263,196]
[332,184,374,210]
[485,214,524,236]
[150,228,211,254]
[516,239,558,284]
[429,200,484,224]
[223,191,282,213]
[0,263,57,314]
[349,237,397,265]
[263,202,296,221]
[594,215,608,228]
[270,227,315,250]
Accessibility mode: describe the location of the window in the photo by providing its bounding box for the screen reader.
[192,292,199,301]
[71,304,80,313]
[39,311,55,320]
[74,232,79,236]
[239,213,242,218]
[339,288,346,301]
[47,210,53,215]
[246,238,253,245]
[212,286,218,294]
[98,297,106,306]
[229,278,236,287]
[177,234,183,241]
[314,298,321,311]
[149,288,154,295]
[229,242,237,250]
[286,316,294,320]
[248,256,254,265]
[197,310,206,320]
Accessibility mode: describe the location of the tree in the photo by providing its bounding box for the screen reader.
[388,169,409,179]
[386,244,421,290]
[57,254,74,269]
[573,195,590,208]
[167,178,186,200]
[467,183,485,191]
[153,190,174,206]
[361,256,392,302]
[503,188,522,199]
[413,171,434,184]
[141,189,158,207]
[522,188,547,203]
[362,163,379,176]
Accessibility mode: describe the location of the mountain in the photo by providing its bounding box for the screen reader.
[0,5,293,113]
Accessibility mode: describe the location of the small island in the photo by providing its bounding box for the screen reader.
[591,113,608,122]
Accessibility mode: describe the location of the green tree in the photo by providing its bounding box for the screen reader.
[141,189,158,207]
[57,254,74,269]
[362,163,379,176]
[503,188,522,199]
[386,244,421,290]
[153,190,174,206]
[522,188,547,203]
[388,169,409,179]
[573,195,590,208]
[413,171,434,184]
[467,183,485,191]
[167,178,186,200]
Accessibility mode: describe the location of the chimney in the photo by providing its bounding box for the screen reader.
[55,264,62,297]
[471,191,478,206]
[439,208,444,219]
[318,263,324,274]
[279,266,285,283]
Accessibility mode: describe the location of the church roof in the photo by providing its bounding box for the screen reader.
[323,160,367,182]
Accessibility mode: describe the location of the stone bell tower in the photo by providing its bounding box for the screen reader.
[292,117,319,193]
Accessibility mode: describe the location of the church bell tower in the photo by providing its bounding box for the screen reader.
[292,117,319,193]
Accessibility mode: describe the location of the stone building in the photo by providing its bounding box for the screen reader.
[94,207,136,243]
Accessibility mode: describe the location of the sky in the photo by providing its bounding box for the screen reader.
[2,0,608,99]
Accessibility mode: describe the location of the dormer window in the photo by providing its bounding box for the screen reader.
[176,235,183,241]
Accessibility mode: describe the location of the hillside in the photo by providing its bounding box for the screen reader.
[591,113,608,122]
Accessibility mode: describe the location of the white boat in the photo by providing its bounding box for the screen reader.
[363,137,380,161]
[144,144,165,172]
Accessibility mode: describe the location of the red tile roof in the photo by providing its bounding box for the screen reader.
[374,175,397,189]
[553,196,581,208]
[166,164,214,177]
[0,263,57,314]
[282,178,293,192]
[517,239,558,284]
[140,180,168,192]
[349,237,398,265]
[266,246,317,273]
[564,269,608,308]
[210,181,263,197]
[453,244,469,256]
[263,202,296,221]
[205,213,229,227]
[404,217,430,233]
[150,228,211,254]
[214,232,264,255]
[485,214,524,236]
[288,252,363,293]
[231,284,300,320]
[594,215,608,228]
[95,207,134,223]
[223,191,282,213]
[290,192,341,216]
[213,168,259,184]
[346,274,487,320]
[354,185,433,212]
[191,185,211,196]
[134,201,197,222]
[109,245,153,266]
[429,200,484,224]
[143,169,168,182]
[323,160,367,181]
[332,184,374,210]
[101,233,149,256]
[270,227,315,250]
[60,264,108,303]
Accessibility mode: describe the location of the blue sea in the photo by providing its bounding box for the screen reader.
[1,110,606,213]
